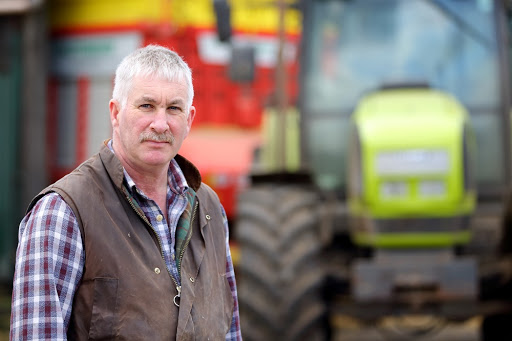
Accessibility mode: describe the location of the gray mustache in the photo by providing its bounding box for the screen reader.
[139,131,175,144]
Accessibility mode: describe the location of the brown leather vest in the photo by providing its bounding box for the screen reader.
[29,145,234,340]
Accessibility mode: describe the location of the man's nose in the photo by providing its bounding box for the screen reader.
[150,108,168,132]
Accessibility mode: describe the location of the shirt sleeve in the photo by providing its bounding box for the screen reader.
[10,192,84,341]
[223,206,243,341]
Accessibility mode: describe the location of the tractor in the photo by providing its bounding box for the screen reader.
[230,0,512,340]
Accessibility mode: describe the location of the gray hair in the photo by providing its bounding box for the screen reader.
[112,45,194,109]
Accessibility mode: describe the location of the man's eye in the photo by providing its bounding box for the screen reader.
[140,104,153,109]
[169,106,182,111]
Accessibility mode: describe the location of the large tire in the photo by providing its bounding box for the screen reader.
[236,185,328,341]
[481,313,512,341]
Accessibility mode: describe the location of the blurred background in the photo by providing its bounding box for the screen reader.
[2,0,512,340]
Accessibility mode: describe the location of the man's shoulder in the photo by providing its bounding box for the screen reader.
[196,182,220,202]
[53,153,103,189]
[30,150,112,210]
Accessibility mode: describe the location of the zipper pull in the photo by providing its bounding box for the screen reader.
[173,286,181,307]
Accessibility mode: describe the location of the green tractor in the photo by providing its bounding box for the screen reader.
[233,0,512,340]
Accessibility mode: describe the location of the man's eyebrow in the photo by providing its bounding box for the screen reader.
[136,96,186,107]
[167,98,185,106]
[140,96,157,103]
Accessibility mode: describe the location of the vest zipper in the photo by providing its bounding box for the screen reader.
[178,201,198,282]
[124,192,182,307]
[174,200,198,307]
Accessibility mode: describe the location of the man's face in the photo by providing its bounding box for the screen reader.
[109,75,195,173]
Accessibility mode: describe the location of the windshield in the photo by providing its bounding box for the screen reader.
[301,0,505,191]
[303,0,498,112]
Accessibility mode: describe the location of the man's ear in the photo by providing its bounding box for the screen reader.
[186,106,196,135]
[109,99,121,127]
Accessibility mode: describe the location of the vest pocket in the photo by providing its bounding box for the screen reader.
[89,277,119,340]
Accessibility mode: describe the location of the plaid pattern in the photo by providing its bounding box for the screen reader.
[225,222,242,341]
[10,156,241,340]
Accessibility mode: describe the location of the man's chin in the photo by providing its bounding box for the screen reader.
[141,151,174,166]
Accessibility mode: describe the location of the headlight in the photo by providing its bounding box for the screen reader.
[419,180,446,197]
[376,149,450,175]
[380,181,408,198]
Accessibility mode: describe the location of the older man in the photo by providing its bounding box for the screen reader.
[10,45,241,340]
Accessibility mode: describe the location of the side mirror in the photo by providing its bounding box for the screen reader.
[213,0,232,42]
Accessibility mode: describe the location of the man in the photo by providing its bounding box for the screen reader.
[10,45,242,340]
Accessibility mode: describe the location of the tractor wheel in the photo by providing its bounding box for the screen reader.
[236,185,328,341]
[481,313,512,341]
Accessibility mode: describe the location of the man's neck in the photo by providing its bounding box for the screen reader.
[127,165,169,216]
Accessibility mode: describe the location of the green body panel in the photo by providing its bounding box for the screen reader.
[348,89,476,248]
[353,230,472,248]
